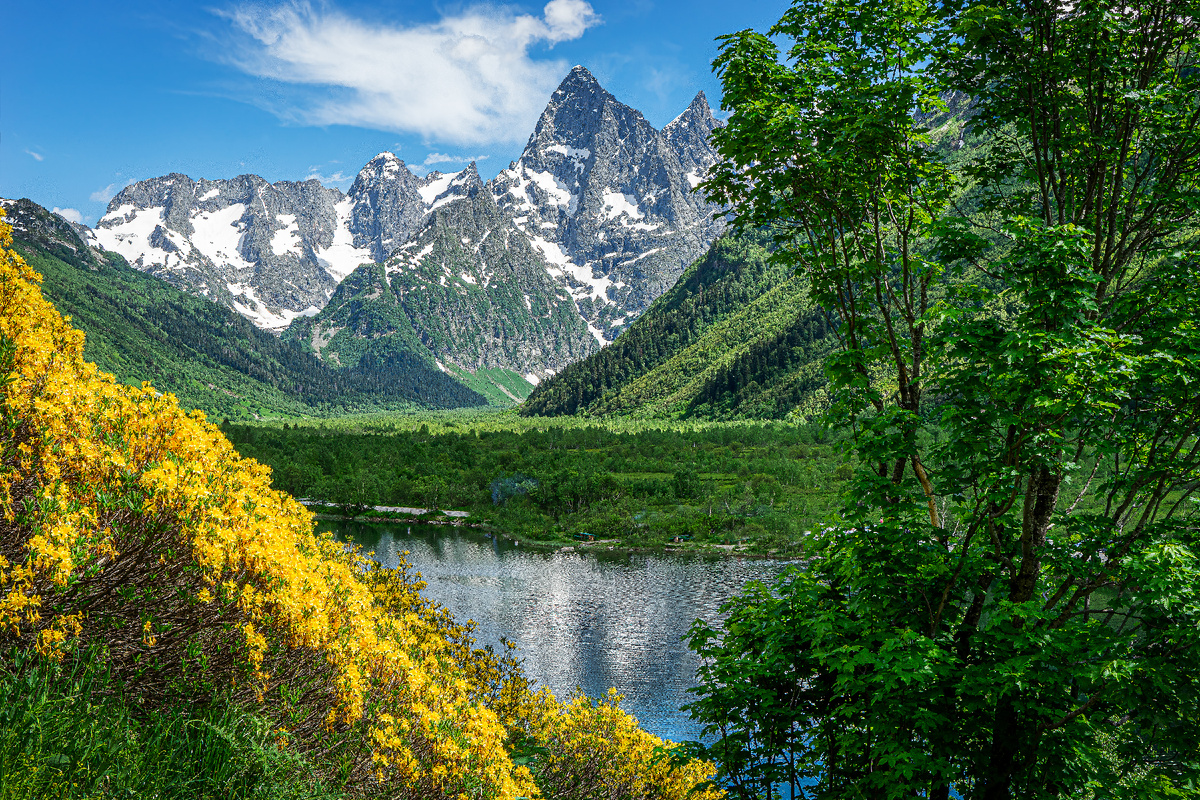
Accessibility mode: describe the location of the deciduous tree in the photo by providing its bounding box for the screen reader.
[688,0,1200,797]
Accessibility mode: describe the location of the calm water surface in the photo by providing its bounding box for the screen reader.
[321,521,797,743]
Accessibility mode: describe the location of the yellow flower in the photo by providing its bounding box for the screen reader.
[0,206,717,800]
[142,620,157,648]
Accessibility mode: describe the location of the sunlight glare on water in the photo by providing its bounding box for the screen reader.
[322,521,798,743]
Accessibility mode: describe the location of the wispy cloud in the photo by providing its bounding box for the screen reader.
[412,151,489,176]
[303,167,353,186]
[25,149,44,162]
[90,180,135,204]
[90,184,118,203]
[216,0,601,146]
[52,207,85,224]
[423,152,489,166]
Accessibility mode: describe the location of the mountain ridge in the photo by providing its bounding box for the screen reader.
[1,197,486,417]
[84,67,722,343]
[46,67,726,406]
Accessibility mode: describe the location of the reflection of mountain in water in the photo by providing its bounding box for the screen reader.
[325,521,795,742]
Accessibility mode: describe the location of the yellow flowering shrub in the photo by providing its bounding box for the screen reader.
[522,689,725,800]
[0,210,533,797]
[0,207,722,799]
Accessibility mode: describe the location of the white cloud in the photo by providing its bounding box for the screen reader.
[91,180,136,204]
[218,0,601,146]
[303,168,352,186]
[423,152,489,166]
[52,207,85,224]
[25,149,44,162]
[90,183,119,203]
[542,0,600,41]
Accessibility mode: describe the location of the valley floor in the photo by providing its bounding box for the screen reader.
[223,408,854,557]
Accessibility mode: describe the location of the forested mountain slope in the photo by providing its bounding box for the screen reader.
[2,198,485,417]
[284,180,596,403]
[521,235,836,420]
[84,68,723,353]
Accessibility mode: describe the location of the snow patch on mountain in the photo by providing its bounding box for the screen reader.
[316,198,374,282]
[601,190,643,221]
[93,206,192,271]
[418,172,458,204]
[270,214,300,256]
[191,204,252,271]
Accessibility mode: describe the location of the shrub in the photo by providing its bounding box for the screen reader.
[0,211,531,797]
[524,690,724,800]
[0,209,721,800]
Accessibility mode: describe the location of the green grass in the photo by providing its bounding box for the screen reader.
[0,647,343,800]
[443,365,536,407]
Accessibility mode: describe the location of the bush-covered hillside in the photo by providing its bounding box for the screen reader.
[0,208,721,799]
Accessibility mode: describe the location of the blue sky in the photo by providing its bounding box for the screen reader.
[3,0,788,225]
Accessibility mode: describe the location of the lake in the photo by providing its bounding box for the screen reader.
[320,520,798,744]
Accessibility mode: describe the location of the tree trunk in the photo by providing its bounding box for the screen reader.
[983,694,1020,800]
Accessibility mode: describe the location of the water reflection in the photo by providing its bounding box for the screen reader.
[323,521,797,743]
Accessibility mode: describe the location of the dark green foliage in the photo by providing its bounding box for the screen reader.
[7,199,485,417]
[223,418,850,553]
[521,234,836,420]
[685,314,831,419]
[687,0,1200,797]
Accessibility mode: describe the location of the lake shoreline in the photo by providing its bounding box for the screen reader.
[311,511,796,559]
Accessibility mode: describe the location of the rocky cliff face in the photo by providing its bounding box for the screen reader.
[663,90,722,179]
[83,66,725,383]
[489,66,724,343]
[344,152,429,264]
[92,173,352,330]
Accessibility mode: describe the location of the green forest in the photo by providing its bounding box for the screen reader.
[521,234,837,421]
[223,414,851,555]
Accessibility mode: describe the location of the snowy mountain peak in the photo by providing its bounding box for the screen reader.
[488,70,724,344]
[92,173,350,331]
[346,155,427,262]
[353,152,412,185]
[366,150,401,165]
[556,65,604,97]
[73,66,724,359]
